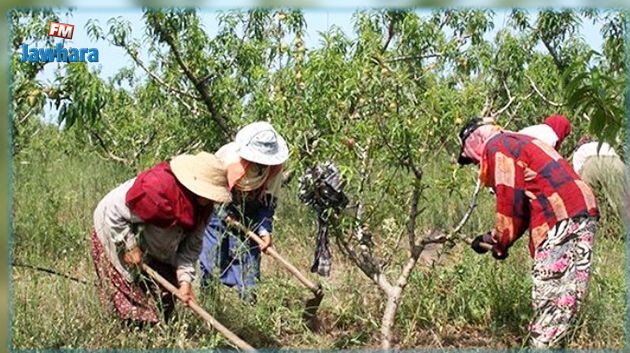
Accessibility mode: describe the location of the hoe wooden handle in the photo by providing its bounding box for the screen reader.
[141,263,256,351]
[479,242,494,251]
[465,237,494,252]
[227,218,322,296]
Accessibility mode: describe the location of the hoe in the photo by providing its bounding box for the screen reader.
[226,217,325,322]
[142,263,256,351]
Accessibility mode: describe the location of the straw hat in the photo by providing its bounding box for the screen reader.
[170,152,231,203]
[235,121,289,166]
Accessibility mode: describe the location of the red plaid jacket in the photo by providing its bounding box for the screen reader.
[479,132,598,257]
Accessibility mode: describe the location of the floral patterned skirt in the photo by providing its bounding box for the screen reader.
[90,230,177,324]
[529,216,597,347]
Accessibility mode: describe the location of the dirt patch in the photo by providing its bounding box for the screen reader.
[418,242,446,267]
[411,324,520,348]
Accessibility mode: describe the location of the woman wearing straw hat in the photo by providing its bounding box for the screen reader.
[199,121,289,303]
[91,152,231,324]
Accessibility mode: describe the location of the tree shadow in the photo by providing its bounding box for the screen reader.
[218,314,283,348]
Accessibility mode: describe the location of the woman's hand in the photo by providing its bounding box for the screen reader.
[492,248,509,260]
[178,282,196,306]
[259,235,272,252]
[123,246,143,266]
[471,234,492,254]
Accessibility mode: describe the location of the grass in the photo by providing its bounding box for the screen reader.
[10,129,626,349]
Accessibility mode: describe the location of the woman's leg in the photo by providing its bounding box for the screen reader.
[199,211,262,302]
[529,217,596,347]
[200,212,256,294]
[142,257,178,322]
[200,214,231,287]
[238,238,261,303]
[90,230,160,324]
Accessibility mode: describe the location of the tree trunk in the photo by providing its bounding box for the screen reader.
[381,286,402,349]
[380,253,421,349]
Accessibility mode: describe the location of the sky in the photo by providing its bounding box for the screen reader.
[36,9,365,84]
[32,8,606,122]
[36,8,606,82]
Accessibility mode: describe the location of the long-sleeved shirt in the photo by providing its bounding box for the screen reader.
[228,191,276,236]
[518,124,559,149]
[479,132,599,256]
[93,178,204,283]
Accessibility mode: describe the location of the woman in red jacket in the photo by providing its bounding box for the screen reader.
[457,118,598,348]
[92,152,230,324]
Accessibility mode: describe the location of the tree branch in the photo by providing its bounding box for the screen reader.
[489,80,516,118]
[335,233,393,294]
[124,49,203,118]
[17,107,36,125]
[479,95,494,117]
[336,138,400,295]
[449,178,482,237]
[525,73,563,107]
[395,252,420,289]
[376,111,423,180]
[503,91,534,129]
[125,48,200,100]
[352,139,372,243]
[152,20,232,138]
[90,131,130,164]
[381,14,396,53]
[387,53,443,63]
[406,182,422,252]
[490,96,515,118]
[537,28,565,72]
[175,139,204,155]
[420,178,482,246]
[132,130,157,161]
